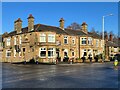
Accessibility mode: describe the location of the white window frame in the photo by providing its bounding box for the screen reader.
[6,50,11,57]
[72,38,75,44]
[81,38,87,45]
[39,47,46,57]
[96,40,99,47]
[19,52,21,57]
[48,34,55,43]
[40,33,46,42]
[64,36,68,44]
[14,49,16,57]
[19,36,22,44]
[6,38,11,46]
[48,48,54,58]
[88,37,92,45]
[14,37,16,45]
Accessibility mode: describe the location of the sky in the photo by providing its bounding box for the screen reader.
[2,2,118,35]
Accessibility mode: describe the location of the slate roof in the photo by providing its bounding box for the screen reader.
[88,32,102,39]
[106,41,119,47]
[3,23,101,38]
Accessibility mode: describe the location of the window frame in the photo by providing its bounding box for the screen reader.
[40,33,46,42]
[72,38,75,44]
[88,37,92,45]
[81,38,87,45]
[6,50,11,57]
[48,48,54,58]
[40,47,46,57]
[64,36,68,44]
[48,34,55,43]
[6,38,11,46]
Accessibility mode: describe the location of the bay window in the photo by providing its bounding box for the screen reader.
[40,48,46,57]
[48,48,54,57]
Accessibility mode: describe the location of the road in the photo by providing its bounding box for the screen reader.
[2,62,119,88]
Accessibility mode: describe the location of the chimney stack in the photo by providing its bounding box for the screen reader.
[109,33,113,41]
[81,22,88,34]
[14,18,22,34]
[105,33,108,41]
[59,18,64,30]
[27,14,34,32]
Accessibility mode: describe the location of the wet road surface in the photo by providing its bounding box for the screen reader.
[2,62,119,88]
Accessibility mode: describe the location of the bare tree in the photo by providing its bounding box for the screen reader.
[67,22,81,30]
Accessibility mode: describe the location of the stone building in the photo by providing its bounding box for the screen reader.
[2,14,105,63]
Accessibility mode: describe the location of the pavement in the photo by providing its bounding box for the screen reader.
[1,62,120,88]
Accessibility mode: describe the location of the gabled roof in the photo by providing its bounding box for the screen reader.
[65,28,87,36]
[36,24,68,35]
[106,41,119,47]
[88,32,102,39]
[3,23,102,38]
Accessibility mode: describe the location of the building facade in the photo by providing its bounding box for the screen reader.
[2,14,105,63]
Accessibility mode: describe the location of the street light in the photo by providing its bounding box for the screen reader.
[102,14,113,62]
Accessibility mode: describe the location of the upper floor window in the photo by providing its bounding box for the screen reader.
[19,36,22,44]
[6,50,11,57]
[64,36,68,44]
[96,40,99,47]
[40,48,46,57]
[14,37,16,45]
[6,38,11,46]
[40,33,46,42]
[72,38,75,44]
[88,37,92,45]
[81,38,87,45]
[48,34,55,43]
[101,40,103,47]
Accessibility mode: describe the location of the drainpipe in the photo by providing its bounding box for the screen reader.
[78,36,80,58]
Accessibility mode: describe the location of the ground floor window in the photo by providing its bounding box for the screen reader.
[48,48,54,57]
[40,48,46,57]
[72,51,74,57]
[6,50,11,57]
[14,49,16,57]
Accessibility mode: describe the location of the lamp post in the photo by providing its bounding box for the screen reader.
[102,14,113,62]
